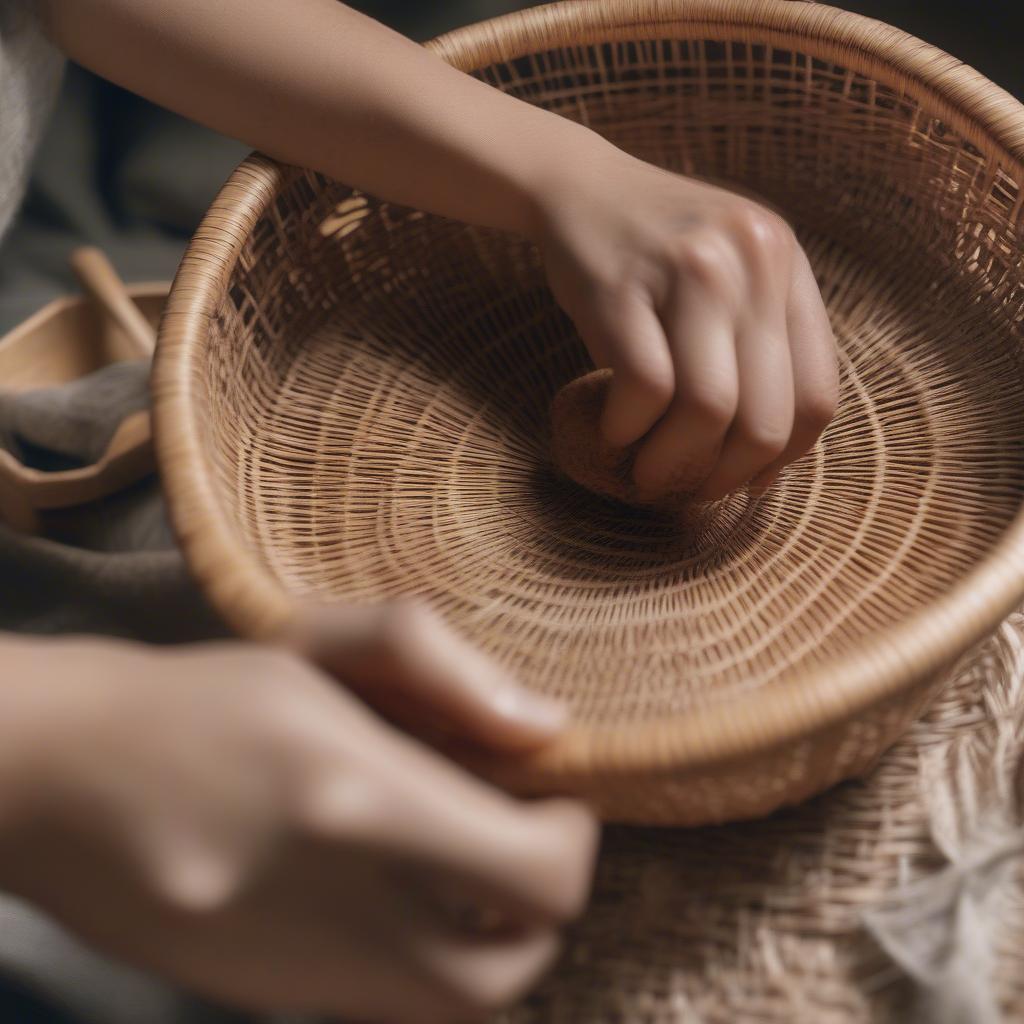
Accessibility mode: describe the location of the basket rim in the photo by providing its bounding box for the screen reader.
[153,0,1024,781]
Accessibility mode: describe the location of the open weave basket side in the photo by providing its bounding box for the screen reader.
[153,0,1024,824]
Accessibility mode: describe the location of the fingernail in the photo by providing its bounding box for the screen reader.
[494,684,569,733]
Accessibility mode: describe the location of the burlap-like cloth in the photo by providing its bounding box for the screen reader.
[2,364,1024,1021]
[504,616,1024,1024]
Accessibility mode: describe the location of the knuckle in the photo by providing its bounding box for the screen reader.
[731,204,793,255]
[294,770,384,841]
[672,235,732,290]
[741,416,791,460]
[618,351,675,410]
[682,377,739,431]
[152,854,242,919]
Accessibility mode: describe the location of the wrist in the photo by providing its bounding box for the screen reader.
[0,641,52,880]
[0,637,111,886]
[512,126,634,242]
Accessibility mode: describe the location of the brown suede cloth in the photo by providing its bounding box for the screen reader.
[549,369,641,505]
[549,368,709,515]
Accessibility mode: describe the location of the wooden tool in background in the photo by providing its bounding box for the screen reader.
[0,248,167,532]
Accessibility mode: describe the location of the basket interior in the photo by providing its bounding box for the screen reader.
[194,34,1024,724]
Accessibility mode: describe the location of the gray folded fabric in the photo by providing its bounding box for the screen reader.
[0,357,226,640]
[0,895,253,1024]
[0,359,151,468]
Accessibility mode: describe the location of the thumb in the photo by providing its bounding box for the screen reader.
[283,600,567,751]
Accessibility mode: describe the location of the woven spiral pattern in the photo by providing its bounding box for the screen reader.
[155,1,1024,823]
[220,225,1023,724]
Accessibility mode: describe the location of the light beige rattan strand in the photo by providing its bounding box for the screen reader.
[152,0,1024,824]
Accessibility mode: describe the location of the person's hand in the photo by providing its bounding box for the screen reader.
[534,148,839,502]
[0,609,597,1022]
[285,599,568,750]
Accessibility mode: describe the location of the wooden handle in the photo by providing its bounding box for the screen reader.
[70,247,156,358]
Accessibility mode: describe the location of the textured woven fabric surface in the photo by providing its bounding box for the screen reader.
[502,612,1024,1023]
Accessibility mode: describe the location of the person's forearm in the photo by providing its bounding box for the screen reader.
[0,637,52,878]
[40,0,608,238]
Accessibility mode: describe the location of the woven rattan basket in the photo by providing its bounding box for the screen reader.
[153,0,1024,825]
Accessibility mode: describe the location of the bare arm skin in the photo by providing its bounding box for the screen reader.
[40,0,569,237]
[40,0,838,499]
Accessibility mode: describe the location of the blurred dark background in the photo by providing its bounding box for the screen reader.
[0,0,1018,333]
